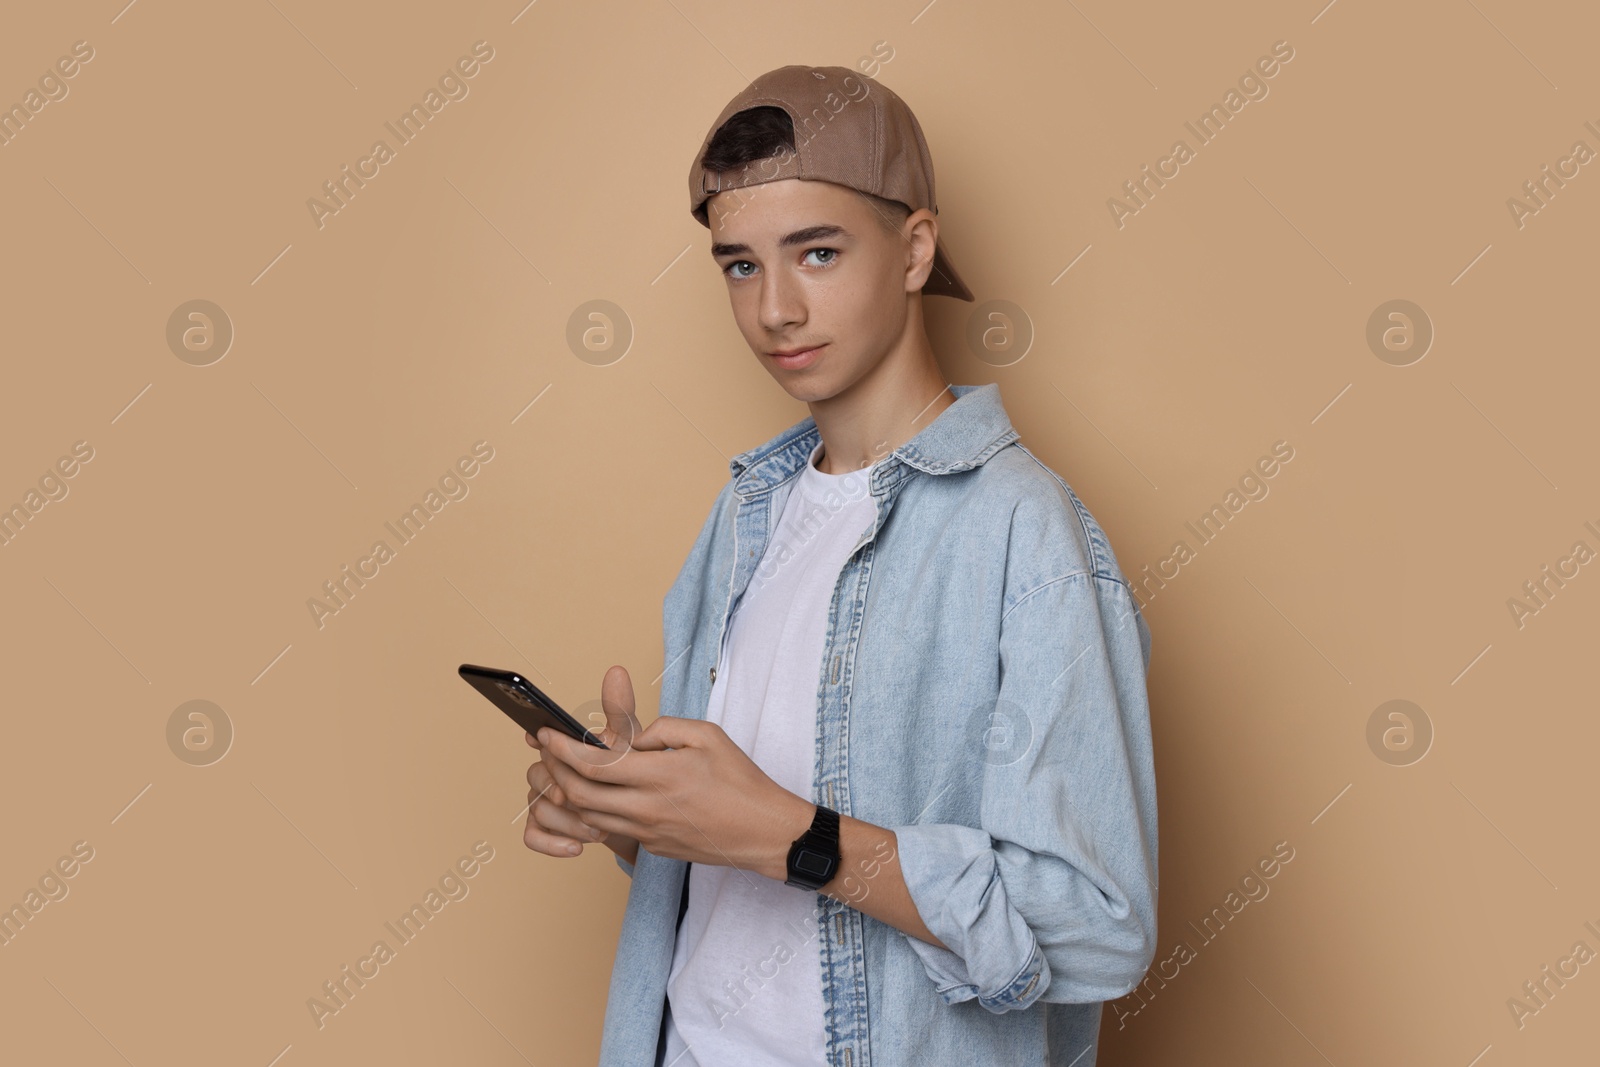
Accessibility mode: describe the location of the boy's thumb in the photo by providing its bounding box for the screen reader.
[600,664,642,747]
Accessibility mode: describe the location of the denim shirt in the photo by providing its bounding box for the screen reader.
[598,383,1158,1067]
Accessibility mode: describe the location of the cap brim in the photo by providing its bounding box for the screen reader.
[924,236,974,301]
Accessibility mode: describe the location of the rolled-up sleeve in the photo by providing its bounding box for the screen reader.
[614,851,636,878]
[889,572,1158,1011]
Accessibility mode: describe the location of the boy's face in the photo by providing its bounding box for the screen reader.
[707,177,933,404]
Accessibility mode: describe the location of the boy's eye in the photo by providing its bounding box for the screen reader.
[721,248,839,280]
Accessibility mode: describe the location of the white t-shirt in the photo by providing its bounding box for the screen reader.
[660,440,881,1067]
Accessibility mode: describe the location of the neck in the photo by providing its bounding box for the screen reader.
[807,307,956,475]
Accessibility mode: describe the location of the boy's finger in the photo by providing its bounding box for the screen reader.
[523,820,585,857]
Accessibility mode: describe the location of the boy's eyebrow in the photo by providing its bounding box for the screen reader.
[710,224,853,258]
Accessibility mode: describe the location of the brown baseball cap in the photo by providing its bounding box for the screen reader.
[688,64,974,301]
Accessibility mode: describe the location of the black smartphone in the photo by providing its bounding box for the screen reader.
[458,663,610,749]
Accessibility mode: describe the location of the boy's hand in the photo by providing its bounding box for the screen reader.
[537,669,812,879]
[522,665,643,864]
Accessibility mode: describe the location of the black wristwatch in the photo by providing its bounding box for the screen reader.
[785,804,841,891]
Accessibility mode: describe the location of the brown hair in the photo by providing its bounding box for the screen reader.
[701,105,912,237]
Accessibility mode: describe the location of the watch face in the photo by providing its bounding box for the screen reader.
[794,849,832,877]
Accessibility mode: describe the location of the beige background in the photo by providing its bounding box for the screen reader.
[2,1,1596,1064]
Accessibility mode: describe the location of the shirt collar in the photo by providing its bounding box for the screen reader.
[728,383,1020,495]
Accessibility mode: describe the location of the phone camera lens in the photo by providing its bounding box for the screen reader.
[497,681,533,706]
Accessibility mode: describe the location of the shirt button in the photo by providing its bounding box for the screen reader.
[709,666,717,682]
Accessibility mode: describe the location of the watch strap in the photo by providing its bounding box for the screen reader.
[785,803,841,890]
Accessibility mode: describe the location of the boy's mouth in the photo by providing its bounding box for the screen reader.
[769,344,827,368]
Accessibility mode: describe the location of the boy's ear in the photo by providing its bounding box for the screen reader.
[903,211,941,294]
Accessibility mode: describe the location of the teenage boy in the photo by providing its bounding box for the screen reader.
[524,65,1158,1067]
